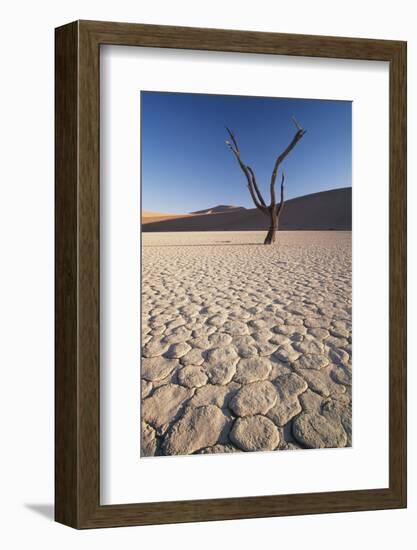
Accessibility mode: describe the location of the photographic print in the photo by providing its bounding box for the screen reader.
[141,91,352,457]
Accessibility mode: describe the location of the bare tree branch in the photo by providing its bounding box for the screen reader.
[276,172,285,217]
[225,128,267,212]
[247,166,267,208]
[269,123,306,208]
[292,115,303,132]
[270,172,277,208]
[246,180,265,211]
[225,127,239,154]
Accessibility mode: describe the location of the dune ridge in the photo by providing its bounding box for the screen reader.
[142,187,351,232]
[190,205,246,215]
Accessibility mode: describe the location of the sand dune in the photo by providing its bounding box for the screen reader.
[142,187,351,232]
[190,205,246,215]
[142,210,193,224]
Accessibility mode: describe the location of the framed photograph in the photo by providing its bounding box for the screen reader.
[55,20,406,528]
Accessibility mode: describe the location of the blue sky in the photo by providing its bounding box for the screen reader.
[141,91,351,214]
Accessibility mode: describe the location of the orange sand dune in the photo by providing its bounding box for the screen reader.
[142,210,193,224]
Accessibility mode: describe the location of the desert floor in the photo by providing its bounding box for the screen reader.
[141,231,352,456]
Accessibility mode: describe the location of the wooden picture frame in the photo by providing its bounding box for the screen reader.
[55,20,407,529]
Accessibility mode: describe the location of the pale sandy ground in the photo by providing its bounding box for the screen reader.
[141,231,352,456]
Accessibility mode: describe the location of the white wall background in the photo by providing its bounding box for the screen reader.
[0,0,415,547]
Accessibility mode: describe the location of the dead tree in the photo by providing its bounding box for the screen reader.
[225,118,306,244]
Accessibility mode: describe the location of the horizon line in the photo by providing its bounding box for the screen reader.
[142,185,352,216]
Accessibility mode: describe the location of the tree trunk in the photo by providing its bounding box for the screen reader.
[264,210,277,244]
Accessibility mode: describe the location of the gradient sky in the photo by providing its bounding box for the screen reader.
[141,91,351,214]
